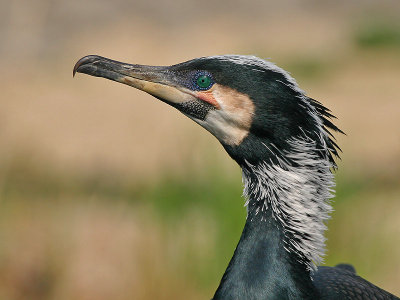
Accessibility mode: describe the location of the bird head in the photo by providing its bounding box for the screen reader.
[73,55,341,167]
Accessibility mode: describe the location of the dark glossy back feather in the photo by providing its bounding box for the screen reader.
[313,265,399,299]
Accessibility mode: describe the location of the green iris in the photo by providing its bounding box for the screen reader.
[196,75,212,89]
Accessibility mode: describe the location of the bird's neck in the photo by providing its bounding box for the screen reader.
[213,205,318,300]
[214,136,335,300]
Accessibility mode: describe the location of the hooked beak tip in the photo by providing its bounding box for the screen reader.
[73,55,101,77]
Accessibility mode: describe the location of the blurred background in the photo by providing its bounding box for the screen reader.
[0,0,399,299]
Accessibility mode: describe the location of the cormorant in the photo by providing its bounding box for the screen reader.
[73,54,399,300]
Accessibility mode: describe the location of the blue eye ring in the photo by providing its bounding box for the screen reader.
[194,72,214,90]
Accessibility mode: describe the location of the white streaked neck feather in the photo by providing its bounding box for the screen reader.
[204,54,337,271]
[242,135,335,271]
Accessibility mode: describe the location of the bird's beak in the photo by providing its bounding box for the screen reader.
[73,55,254,146]
[73,55,194,104]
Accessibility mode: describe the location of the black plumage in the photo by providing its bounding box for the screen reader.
[314,265,398,299]
[74,54,399,300]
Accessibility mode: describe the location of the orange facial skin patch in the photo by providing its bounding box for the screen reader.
[195,91,221,109]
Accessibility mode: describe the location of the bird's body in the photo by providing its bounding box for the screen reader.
[74,54,399,299]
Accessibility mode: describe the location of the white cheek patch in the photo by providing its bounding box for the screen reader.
[196,84,255,146]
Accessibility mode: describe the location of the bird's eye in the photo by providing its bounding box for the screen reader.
[196,74,213,90]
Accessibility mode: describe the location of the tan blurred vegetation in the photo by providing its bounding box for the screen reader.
[0,0,400,299]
